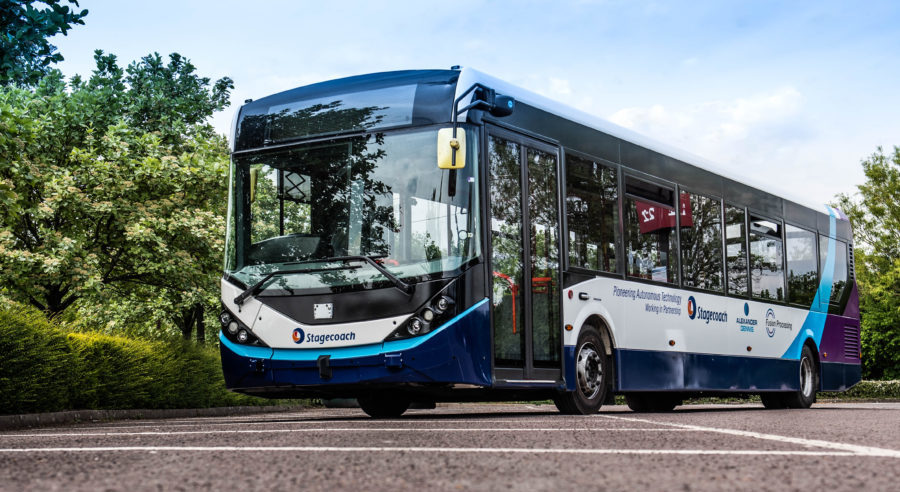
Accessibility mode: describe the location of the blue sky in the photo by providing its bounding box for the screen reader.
[51,0,900,205]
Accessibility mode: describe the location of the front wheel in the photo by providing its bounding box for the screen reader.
[554,326,610,415]
[358,394,410,418]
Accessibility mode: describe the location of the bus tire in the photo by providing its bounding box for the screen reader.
[625,393,681,412]
[358,394,410,418]
[783,344,818,409]
[554,326,609,415]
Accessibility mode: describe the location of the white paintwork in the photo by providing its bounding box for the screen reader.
[220,279,411,349]
[454,67,829,215]
[561,276,812,359]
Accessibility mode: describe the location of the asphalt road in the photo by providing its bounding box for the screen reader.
[1,402,899,491]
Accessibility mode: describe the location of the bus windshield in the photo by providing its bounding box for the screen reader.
[224,127,481,293]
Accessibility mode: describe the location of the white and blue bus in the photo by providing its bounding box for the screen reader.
[218,68,861,417]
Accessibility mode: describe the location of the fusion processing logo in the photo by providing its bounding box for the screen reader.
[292,327,305,344]
[764,308,793,337]
[686,296,727,324]
[765,309,776,337]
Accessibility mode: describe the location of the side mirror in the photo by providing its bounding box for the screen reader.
[250,167,259,203]
[437,128,466,169]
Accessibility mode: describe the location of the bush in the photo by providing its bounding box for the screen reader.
[0,303,278,415]
[830,380,900,400]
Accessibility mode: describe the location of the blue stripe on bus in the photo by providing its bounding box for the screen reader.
[219,333,274,359]
[781,209,836,359]
[222,298,491,362]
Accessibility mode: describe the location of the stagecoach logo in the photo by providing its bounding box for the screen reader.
[736,303,758,333]
[292,327,305,344]
[291,327,357,345]
[686,296,728,324]
[764,308,793,337]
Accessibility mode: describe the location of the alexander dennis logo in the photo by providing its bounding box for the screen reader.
[686,296,727,324]
[736,303,758,333]
[292,327,305,344]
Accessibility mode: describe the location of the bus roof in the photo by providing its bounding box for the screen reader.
[455,67,840,219]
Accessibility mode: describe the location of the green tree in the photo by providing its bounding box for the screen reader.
[0,0,88,87]
[0,52,232,343]
[836,146,900,379]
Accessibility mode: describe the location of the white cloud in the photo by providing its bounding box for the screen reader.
[608,87,809,171]
[606,87,864,205]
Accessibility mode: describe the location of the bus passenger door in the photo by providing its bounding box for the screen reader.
[487,127,562,383]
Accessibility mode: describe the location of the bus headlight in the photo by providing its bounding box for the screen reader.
[219,306,269,348]
[384,289,457,341]
[435,296,453,313]
[407,318,424,336]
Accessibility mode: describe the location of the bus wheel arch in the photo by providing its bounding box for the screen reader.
[583,314,616,357]
[803,338,822,391]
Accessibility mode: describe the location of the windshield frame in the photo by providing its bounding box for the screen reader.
[223,124,482,295]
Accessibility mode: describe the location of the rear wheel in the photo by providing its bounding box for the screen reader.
[759,344,818,409]
[554,326,610,415]
[358,394,410,418]
[625,393,682,413]
[784,345,818,409]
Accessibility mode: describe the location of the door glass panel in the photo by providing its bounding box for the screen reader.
[528,148,560,367]
[489,136,524,367]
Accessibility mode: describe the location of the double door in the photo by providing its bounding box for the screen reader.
[487,127,562,382]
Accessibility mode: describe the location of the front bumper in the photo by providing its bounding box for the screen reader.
[220,299,492,396]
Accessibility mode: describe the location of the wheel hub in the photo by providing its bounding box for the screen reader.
[576,343,603,400]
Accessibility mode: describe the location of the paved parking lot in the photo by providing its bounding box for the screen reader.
[1,402,899,491]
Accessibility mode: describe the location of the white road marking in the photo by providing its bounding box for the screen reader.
[599,415,900,458]
[8,417,616,432]
[0,445,870,457]
[2,428,699,438]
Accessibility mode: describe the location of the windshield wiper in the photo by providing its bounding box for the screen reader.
[233,255,415,306]
[233,263,361,306]
[314,255,414,296]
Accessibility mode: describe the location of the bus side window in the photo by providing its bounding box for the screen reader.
[623,176,677,284]
[749,215,785,301]
[725,205,748,296]
[564,153,618,273]
[679,191,724,292]
[786,225,817,306]
[819,235,849,314]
